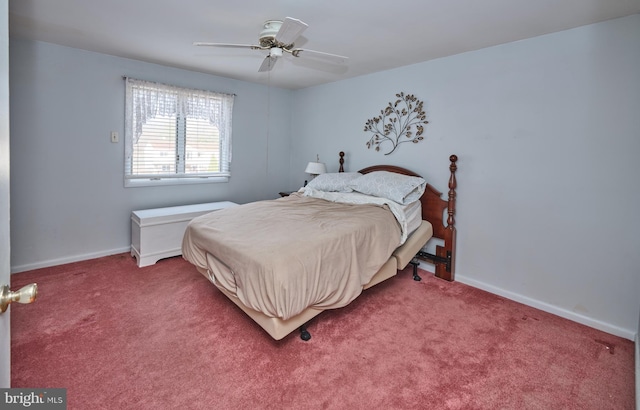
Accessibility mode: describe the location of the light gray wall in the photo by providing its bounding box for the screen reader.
[9,39,293,271]
[290,15,640,339]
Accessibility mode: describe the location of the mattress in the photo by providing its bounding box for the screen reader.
[402,199,422,235]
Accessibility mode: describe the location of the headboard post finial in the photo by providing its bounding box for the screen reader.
[447,155,458,227]
[339,151,345,173]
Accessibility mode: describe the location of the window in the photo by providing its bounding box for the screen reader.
[124,78,234,186]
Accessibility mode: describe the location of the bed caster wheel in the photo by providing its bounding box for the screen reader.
[300,328,311,341]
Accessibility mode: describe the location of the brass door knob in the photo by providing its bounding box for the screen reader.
[0,283,38,313]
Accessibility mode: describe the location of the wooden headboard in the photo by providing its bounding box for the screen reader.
[338,151,458,281]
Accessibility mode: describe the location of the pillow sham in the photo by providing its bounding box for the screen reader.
[305,172,362,192]
[349,171,426,205]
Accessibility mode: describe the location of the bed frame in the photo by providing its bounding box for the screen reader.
[197,152,458,341]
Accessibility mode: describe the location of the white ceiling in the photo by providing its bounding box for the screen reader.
[9,0,640,90]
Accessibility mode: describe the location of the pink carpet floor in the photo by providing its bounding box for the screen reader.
[10,254,635,409]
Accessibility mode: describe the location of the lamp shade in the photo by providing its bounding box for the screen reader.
[304,161,327,175]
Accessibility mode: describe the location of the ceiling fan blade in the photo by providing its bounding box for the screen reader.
[291,48,348,64]
[193,42,262,50]
[258,55,278,72]
[275,17,308,45]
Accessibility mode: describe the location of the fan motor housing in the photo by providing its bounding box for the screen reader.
[259,20,294,49]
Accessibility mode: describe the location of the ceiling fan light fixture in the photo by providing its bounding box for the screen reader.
[270,47,283,58]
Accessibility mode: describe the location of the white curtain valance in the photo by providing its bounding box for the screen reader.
[125,77,235,143]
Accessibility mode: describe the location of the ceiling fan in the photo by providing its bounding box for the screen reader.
[194,17,348,72]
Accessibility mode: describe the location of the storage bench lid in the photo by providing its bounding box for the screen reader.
[131,201,238,226]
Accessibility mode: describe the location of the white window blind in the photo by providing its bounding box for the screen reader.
[124,78,234,186]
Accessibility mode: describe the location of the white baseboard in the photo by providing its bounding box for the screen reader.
[452,274,635,340]
[10,247,131,274]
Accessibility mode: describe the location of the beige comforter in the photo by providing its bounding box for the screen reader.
[182,193,402,320]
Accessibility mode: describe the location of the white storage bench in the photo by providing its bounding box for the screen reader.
[131,201,238,267]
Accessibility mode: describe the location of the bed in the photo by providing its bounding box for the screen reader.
[182,152,458,341]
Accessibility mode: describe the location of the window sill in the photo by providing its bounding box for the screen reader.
[125,176,230,188]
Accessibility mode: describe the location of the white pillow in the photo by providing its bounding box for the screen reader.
[306,172,362,192]
[349,171,426,205]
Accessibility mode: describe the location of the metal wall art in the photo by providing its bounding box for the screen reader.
[364,92,429,155]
